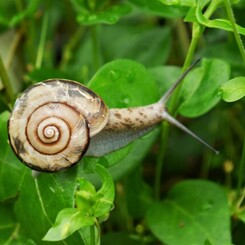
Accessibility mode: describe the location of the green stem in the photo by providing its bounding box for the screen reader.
[60,27,85,69]
[0,55,15,104]
[154,123,170,199]
[224,0,245,64]
[174,18,190,60]
[183,24,202,71]
[35,13,49,69]
[237,137,245,197]
[154,1,219,199]
[91,25,100,71]
[6,28,23,69]
[90,225,96,245]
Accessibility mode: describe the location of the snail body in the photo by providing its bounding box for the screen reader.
[8,64,217,172]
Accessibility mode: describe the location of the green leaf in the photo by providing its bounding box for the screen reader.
[0,111,27,201]
[88,59,159,107]
[159,0,210,8]
[15,168,80,243]
[220,77,245,102]
[93,164,115,219]
[178,58,230,117]
[43,165,114,241]
[43,208,94,241]
[0,202,16,244]
[146,180,231,245]
[237,210,245,224]
[149,65,182,95]
[129,0,187,18]
[76,4,131,25]
[195,6,245,36]
[75,178,96,212]
[82,59,159,170]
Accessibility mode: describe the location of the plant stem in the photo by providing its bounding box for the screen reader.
[6,28,23,69]
[224,0,245,64]
[174,18,190,60]
[237,137,245,197]
[154,123,170,199]
[60,27,85,69]
[0,55,15,104]
[90,225,96,245]
[91,25,100,71]
[154,0,220,199]
[35,13,49,69]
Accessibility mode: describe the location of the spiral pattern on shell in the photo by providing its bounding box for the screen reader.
[8,79,109,172]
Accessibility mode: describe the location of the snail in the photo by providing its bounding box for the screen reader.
[8,62,218,172]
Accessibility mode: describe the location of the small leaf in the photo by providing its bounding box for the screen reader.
[237,210,245,224]
[159,0,185,5]
[93,164,115,219]
[178,58,230,117]
[0,111,27,201]
[129,0,187,18]
[159,0,210,8]
[43,208,94,241]
[146,180,231,245]
[220,77,245,102]
[195,6,245,36]
[77,4,131,25]
[75,178,96,211]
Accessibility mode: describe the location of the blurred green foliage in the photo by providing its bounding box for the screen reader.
[0,0,245,244]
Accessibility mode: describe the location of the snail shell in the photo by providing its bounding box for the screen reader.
[8,79,109,172]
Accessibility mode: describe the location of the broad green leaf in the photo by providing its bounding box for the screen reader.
[82,59,159,170]
[88,59,159,107]
[43,208,94,241]
[196,6,245,36]
[146,180,231,245]
[0,111,27,201]
[15,168,80,243]
[220,77,245,102]
[129,0,187,18]
[0,202,36,244]
[76,4,131,25]
[178,58,230,117]
[0,202,16,244]
[79,226,100,245]
[149,65,182,95]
